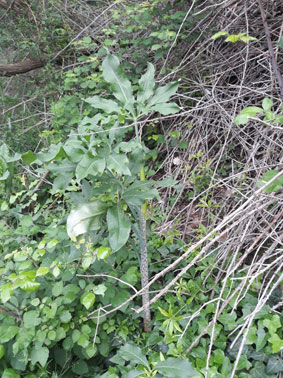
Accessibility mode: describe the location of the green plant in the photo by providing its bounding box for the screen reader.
[18,52,180,333]
[211,31,257,43]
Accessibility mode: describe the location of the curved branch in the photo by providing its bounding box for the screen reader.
[0,56,48,76]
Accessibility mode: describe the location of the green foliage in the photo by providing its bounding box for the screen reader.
[108,343,199,378]
[235,98,283,125]
[211,31,257,43]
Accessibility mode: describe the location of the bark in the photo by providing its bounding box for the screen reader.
[0,56,49,76]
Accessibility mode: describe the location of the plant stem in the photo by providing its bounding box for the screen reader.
[138,207,151,332]
[134,118,151,331]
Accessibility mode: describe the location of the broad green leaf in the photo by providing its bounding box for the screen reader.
[0,326,18,343]
[72,359,89,375]
[234,113,249,125]
[76,153,106,181]
[20,280,40,291]
[72,330,81,343]
[119,343,150,369]
[107,206,131,251]
[93,284,107,296]
[46,239,59,249]
[80,292,95,310]
[257,170,283,193]
[256,327,267,351]
[211,31,228,40]
[250,361,275,377]
[262,98,273,111]
[67,200,107,238]
[85,344,97,358]
[36,267,49,276]
[241,106,263,116]
[106,153,131,175]
[240,36,258,43]
[23,311,41,328]
[77,334,89,347]
[266,356,283,374]
[0,283,13,303]
[85,95,121,114]
[30,346,49,367]
[0,344,5,359]
[49,160,76,193]
[225,34,240,43]
[151,44,162,50]
[97,246,111,260]
[0,169,9,181]
[213,349,225,364]
[52,280,63,296]
[125,371,145,378]
[278,37,283,49]
[268,334,283,353]
[102,54,134,106]
[150,102,180,115]
[137,63,155,103]
[1,369,20,378]
[123,181,160,206]
[60,310,72,323]
[62,284,80,303]
[22,151,36,165]
[36,144,66,162]
[155,357,198,377]
[148,81,178,107]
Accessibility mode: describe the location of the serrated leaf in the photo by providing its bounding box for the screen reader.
[148,81,178,107]
[67,201,107,238]
[107,206,131,251]
[262,98,273,111]
[151,102,180,115]
[155,357,198,377]
[119,343,150,369]
[211,31,228,40]
[102,54,134,106]
[137,63,155,103]
[80,292,95,309]
[85,96,121,114]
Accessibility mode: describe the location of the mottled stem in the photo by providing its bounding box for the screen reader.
[138,208,151,332]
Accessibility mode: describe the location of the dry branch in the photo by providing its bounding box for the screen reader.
[0,56,48,76]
